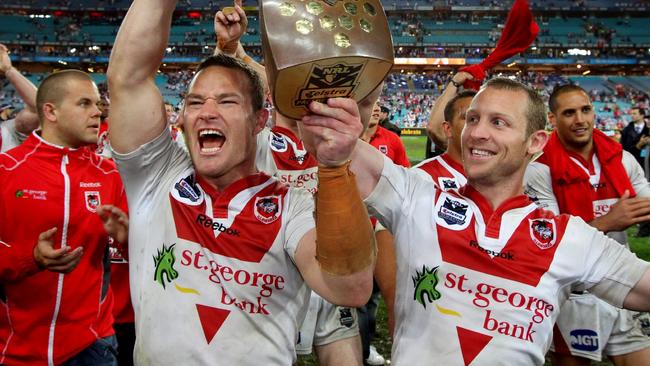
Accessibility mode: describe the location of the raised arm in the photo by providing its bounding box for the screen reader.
[426,71,473,149]
[0,44,39,134]
[294,98,377,306]
[213,0,268,92]
[106,0,175,153]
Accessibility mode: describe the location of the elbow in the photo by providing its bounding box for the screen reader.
[330,269,374,307]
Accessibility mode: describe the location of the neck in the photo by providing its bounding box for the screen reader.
[557,133,593,161]
[201,165,257,193]
[40,128,78,148]
[470,178,523,209]
[445,145,462,165]
[275,114,299,135]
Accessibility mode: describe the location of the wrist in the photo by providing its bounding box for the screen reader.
[450,79,462,88]
[217,39,239,57]
[3,66,17,77]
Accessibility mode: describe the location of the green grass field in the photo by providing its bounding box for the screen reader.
[298,135,650,366]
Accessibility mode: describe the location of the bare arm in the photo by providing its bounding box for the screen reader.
[0,44,37,113]
[426,71,473,149]
[294,229,372,307]
[107,0,174,153]
[623,267,650,311]
[213,1,268,92]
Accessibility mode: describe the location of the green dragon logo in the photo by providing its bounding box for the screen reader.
[153,244,178,289]
[412,265,441,309]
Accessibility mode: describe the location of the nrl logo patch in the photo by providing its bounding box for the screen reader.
[434,193,473,230]
[294,62,365,107]
[171,173,203,205]
[270,132,288,153]
[84,191,101,212]
[254,195,281,224]
[439,177,459,191]
[529,219,556,250]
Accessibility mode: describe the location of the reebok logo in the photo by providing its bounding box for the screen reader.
[469,240,514,260]
[196,214,240,236]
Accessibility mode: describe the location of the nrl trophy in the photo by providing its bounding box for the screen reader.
[260,0,394,120]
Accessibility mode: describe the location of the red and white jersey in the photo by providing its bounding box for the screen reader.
[0,119,27,153]
[256,126,319,194]
[0,132,127,366]
[368,126,410,168]
[366,157,648,365]
[112,130,314,365]
[525,150,650,245]
[413,153,466,191]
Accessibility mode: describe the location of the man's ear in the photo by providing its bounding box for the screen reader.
[42,102,57,124]
[527,130,549,157]
[254,108,269,134]
[547,111,557,129]
[442,121,452,139]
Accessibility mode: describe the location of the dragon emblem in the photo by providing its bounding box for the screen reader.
[153,244,178,289]
[412,265,441,309]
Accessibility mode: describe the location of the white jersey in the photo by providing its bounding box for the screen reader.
[256,126,318,194]
[525,150,650,245]
[112,130,314,365]
[0,119,27,152]
[412,153,467,191]
[366,157,649,365]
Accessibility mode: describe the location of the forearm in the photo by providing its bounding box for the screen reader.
[426,82,459,148]
[4,67,37,110]
[315,162,376,280]
[108,0,176,88]
[349,141,384,199]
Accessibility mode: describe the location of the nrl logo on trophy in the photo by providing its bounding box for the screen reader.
[295,62,364,107]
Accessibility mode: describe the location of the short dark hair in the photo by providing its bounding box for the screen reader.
[36,69,94,122]
[380,105,389,114]
[548,84,587,114]
[194,54,265,114]
[443,90,477,124]
[483,77,547,137]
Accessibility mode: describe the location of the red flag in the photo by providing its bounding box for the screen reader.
[460,0,539,90]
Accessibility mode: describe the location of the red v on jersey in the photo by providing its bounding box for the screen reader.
[269,126,318,171]
[196,304,231,344]
[170,175,287,263]
[436,190,569,287]
[456,326,492,365]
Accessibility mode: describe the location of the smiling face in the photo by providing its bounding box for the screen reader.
[182,66,267,187]
[462,87,536,188]
[549,89,594,156]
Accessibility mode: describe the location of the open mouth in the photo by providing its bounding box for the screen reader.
[198,129,225,154]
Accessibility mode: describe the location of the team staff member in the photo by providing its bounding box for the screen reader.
[107,0,374,364]
[525,84,650,366]
[302,77,650,365]
[0,70,128,365]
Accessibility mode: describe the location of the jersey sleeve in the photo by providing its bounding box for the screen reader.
[573,216,650,307]
[255,127,275,176]
[283,188,315,260]
[111,128,192,209]
[524,161,560,214]
[622,150,650,198]
[365,154,426,232]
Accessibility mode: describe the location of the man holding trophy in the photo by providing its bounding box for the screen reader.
[107,0,392,363]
